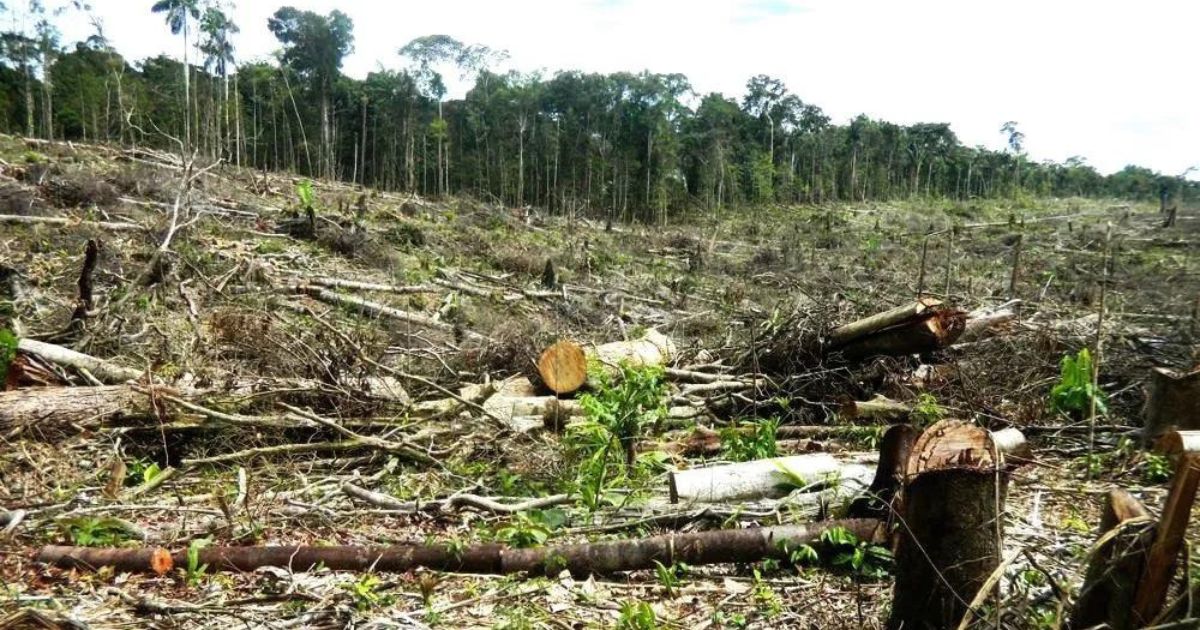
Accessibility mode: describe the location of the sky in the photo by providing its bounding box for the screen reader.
[39,0,1200,177]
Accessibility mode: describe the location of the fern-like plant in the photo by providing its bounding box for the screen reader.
[1050,348,1106,416]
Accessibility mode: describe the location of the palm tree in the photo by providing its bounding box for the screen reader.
[151,0,200,149]
[200,5,237,159]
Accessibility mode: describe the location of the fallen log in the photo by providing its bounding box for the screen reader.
[829,299,942,347]
[1068,489,1153,630]
[840,308,966,360]
[958,299,1020,343]
[303,277,439,294]
[0,213,145,232]
[36,517,884,576]
[294,285,487,342]
[483,377,582,433]
[1143,367,1200,445]
[668,453,875,504]
[536,329,676,395]
[16,338,141,384]
[840,394,911,422]
[887,420,1010,630]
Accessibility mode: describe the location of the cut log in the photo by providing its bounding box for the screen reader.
[0,213,144,232]
[888,420,1008,630]
[829,299,942,347]
[16,338,141,384]
[587,328,676,387]
[1142,366,1200,445]
[958,299,1020,343]
[1132,452,1200,625]
[1068,489,1153,630]
[36,517,884,577]
[840,308,966,360]
[35,546,172,575]
[840,394,911,422]
[483,377,582,433]
[295,285,486,342]
[668,453,874,504]
[537,340,587,395]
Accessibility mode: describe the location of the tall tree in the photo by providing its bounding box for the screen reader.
[151,0,199,149]
[268,6,353,179]
[200,3,237,159]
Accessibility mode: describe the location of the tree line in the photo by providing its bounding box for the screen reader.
[0,1,1193,222]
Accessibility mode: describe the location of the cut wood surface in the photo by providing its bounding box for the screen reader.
[829,299,941,347]
[537,339,587,394]
[37,518,885,576]
[1156,429,1200,455]
[1142,366,1200,444]
[16,338,141,384]
[1132,453,1200,625]
[888,420,1008,630]
[668,453,874,504]
[1068,489,1153,630]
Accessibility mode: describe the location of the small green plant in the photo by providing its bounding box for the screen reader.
[494,512,551,548]
[751,568,783,618]
[0,328,17,383]
[710,611,749,628]
[569,364,667,510]
[652,560,688,597]
[617,601,658,630]
[184,538,210,586]
[912,393,944,426]
[820,526,893,581]
[295,179,315,211]
[343,574,393,612]
[1050,348,1106,416]
[720,417,779,462]
[1141,453,1173,483]
[57,517,133,547]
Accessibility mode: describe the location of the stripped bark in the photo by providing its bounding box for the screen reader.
[36,518,884,576]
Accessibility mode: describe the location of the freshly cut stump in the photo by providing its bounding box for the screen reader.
[537,340,587,395]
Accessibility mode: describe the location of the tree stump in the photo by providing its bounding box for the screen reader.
[1142,367,1200,445]
[887,420,1008,630]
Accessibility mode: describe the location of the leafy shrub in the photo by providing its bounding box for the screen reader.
[0,328,16,383]
[720,418,779,461]
[1050,348,1106,416]
[617,601,658,629]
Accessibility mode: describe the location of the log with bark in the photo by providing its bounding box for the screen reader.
[16,338,141,384]
[1143,367,1200,445]
[36,518,885,577]
[828,299,967,361]
[482,376,582,433]
[535,329,676,395]
[293,284,487,342]
[839,394,911,422]
[887,420,1010,630]
[668,453,875,504]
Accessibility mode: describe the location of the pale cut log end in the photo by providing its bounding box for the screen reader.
[537,340,587,395]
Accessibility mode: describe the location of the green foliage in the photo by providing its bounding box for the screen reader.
[820,526,893,580]
[185,538,210,587]
[57,517,134,547]
[568,364,667,510]
[1141,453,1172,484]
[0,327,16,384]
[750,568,783,618]
[1050,348,1106,416]
[295,179,315,211]
[617,601,658,630]
[912,393,944,426]
[720,417,779,462]
[493,512,551,548]
[652,560,688,598]
[343,574,393,612]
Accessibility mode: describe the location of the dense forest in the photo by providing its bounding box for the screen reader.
[0,1,1194,221]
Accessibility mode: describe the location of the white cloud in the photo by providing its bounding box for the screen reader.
[46,0,1200,176]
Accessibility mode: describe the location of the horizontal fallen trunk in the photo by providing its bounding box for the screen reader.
[37,517,884,576]
[0,213,145,232]
[17,338,141,384]
[303,277,439,294]
[483,377,582,433]
[829,299,942,347]
[536,330,677,395]
[669,453,875,504]
[840,394,911,421]
[958,300,1020,343]
[294,285,486,342]
[840,309,966,360]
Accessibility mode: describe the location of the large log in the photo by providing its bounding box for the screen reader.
[1143,367,1200,444]
[37,518,885,576]
[16,338,141,384]
[888,420,1009,630]
[829,299,942,347]
[535,329,677,395]
[840,308,966,360]
[1068,489,1153,630]
[482,377,582,433]
[668,453,874,504]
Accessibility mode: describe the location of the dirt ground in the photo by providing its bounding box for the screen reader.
[0,135,1197,629]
